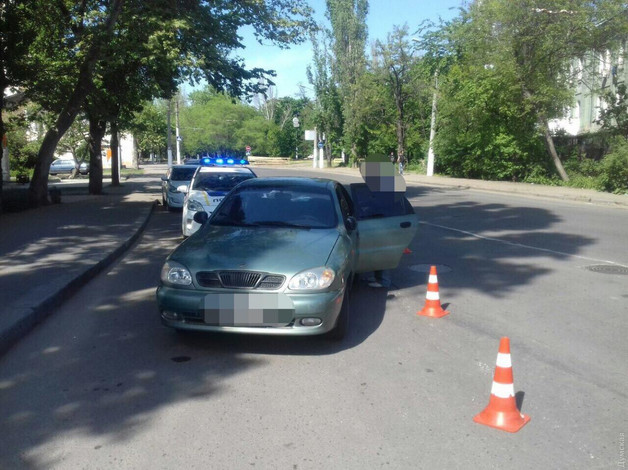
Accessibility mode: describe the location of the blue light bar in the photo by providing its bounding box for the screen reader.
[199,156,250,166]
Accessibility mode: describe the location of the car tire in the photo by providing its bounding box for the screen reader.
[326,281,351,341]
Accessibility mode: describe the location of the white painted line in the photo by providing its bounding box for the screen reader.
[420,221,628,268]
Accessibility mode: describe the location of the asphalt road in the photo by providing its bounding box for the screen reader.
[0,167,626,469]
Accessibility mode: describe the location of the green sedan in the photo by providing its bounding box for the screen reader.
[156,177,417,340]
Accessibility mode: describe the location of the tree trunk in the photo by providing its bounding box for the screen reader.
[0,82,5,212]
[29,113,77,206]
[110,121,120,186]
[87,117,107,195]
[26,0,125,207]
[523,87,569,182]
[132,137,139,170]
[539,115,569,181]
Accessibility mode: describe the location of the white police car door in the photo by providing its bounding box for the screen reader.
[349,183,418,273]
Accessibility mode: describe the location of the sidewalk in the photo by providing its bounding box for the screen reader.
[0,162,626,355]
[0,167,163,355]
[295,163,628,208]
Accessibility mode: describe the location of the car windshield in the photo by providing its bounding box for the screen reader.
[170,168,197,181]
[211,186,337,229]
[192,173,254,192]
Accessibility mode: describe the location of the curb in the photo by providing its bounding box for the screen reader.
[0,200,159,356]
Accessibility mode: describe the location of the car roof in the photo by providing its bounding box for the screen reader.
[170,164,200,169]
[236,177,335,189]
[196,166,255,174]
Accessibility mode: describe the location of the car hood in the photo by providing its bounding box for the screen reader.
[172,225,340,275]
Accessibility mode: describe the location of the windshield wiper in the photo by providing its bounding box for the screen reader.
[211,219,258,227]
[255,221,312,229]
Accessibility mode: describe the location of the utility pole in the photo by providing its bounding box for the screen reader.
[175,97,182,164]
[167,99,173,167]
[426,70,438,177]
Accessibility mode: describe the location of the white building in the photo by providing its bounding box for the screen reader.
[550,43,627,137]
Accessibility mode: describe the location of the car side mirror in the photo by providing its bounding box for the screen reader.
[345,216,357,233]
[176,185,189,193]
[193,211,209,225]
[161,176,167,181]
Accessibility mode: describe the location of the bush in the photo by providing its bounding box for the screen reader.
[599,138,628,194]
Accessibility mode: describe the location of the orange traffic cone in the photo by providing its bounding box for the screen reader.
[473,337,530,433]
[417,265,449,318]
[403,247,412,254]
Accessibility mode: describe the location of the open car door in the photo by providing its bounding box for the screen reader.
[349,183,418,273]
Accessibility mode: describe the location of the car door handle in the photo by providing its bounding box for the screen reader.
[400,221,411,228]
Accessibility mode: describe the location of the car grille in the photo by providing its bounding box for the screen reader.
[196,271,285,290]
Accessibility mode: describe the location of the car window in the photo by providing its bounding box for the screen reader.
[351,184,413,220]
[211,186,337,229]
[192,172,254,192]
[170,168,197,181]
[335,184,354,219]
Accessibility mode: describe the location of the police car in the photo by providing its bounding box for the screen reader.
[179,157,257,237]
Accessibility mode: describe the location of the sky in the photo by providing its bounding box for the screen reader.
[234,0,466,98]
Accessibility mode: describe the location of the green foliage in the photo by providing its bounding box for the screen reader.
[597,84,628,139]
[599,138,628,194]
[326,0,369,159]
[130,101,168,157]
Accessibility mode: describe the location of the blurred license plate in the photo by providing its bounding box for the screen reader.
[202,293,294,326]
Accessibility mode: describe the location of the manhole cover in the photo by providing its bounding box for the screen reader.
[583,264,628,275]
[409,264,452,274]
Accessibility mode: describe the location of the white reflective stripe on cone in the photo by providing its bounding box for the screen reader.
[490,381,515,398]
[426,291,440,300]
[496,353,512,368]
[428,275,438,283]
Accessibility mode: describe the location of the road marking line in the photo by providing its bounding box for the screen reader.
[420,221,628,268]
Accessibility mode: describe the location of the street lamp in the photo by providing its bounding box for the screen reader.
[292,116,300,159]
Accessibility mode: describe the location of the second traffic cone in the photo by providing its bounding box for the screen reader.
[417,265,449,318]
[473,337,530,433]
[403,247,412,254]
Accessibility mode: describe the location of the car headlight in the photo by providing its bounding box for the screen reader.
[161,260,193,286]
[187,199,204,212]
[167,183,179,193]
[288,267,335,290]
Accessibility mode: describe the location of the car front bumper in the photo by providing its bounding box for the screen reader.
[156,286,345,336]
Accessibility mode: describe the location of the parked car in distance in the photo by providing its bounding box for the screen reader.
[161,164,200,211]
[157,177,418,340]
[49,159,89,175]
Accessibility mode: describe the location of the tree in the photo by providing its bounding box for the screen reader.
[130,101,168,160]
[373,24,420,161]
[458,0,628,181]
[598,83,628,139]
[0,0,39,207]
[307,30,343,161]
[22,0,125,206]
[8,0,313,206]
[326,0,369,161]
